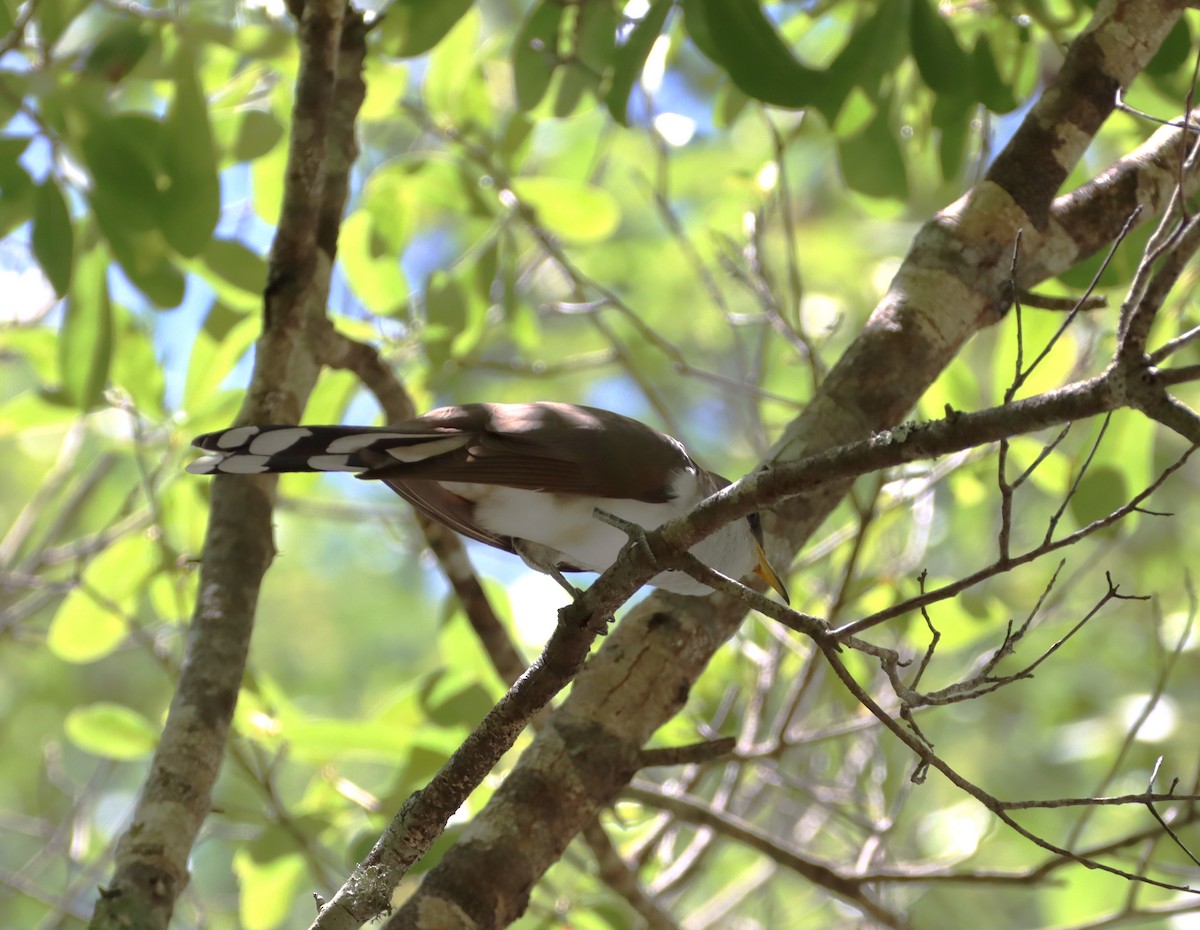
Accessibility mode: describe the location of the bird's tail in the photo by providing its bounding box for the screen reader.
[187,425,468,475]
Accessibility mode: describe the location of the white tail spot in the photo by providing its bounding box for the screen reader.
[216,455,271,474]
[308,455,362,472]
[216,426,259,449]
[186,455,225,474]
[249,427,314,455]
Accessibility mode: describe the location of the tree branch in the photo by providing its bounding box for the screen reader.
[88,3,354,928]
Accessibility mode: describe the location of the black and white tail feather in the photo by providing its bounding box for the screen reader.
[188,425,470,477]
[187,424,524,557]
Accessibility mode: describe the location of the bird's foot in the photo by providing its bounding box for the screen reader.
[592,507,657,568]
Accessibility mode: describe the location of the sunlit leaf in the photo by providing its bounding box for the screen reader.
[424,8,490,126]
[233,851,307,930]
[47,588,127,663]
[339,210,408,315]
[184,314,259,408]
[48,530,162,662]
[379,0,474,57]
[511,176,620,243]
[0,390,78,435]
[65,703,158,760]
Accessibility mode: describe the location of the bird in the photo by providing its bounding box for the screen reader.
[187,401,789,601]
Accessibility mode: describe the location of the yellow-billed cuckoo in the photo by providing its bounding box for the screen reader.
[187,401,788,600]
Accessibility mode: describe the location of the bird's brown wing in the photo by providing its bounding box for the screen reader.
[358,402,691,504]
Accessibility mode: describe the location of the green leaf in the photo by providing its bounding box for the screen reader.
[970,35,1017,113]
[0,390,78,436]
[684,0,822,109]
[424,271,467,368]
[934,97,972,181]
[79,111,185,306]
[48,587,127,663]
[38,0,83,50]
[339,210,408,315]
[363,172,410,254]
[110,306,166,414]
[552,61,597,118]
[201,237,267,296]
[605,0,672,125]
[423,8,491,126]
[837,103,908,200]
[184,314,259,409]
[909,0,968,94]
[251,135,287,227]
[233,851,307,930]
[511,176,620,243]
[92,191,186,307]
[232,109,284,162]
[1069,465,1129,528]
[0,156,33,239]
[31,177,73,296]
[80,113,162,232]
[65,703,158,760]
[574,0,616,74]
[513,0,563,111]
[0,136,31,179]
[1146,18,1190,75]
[380,0,474,57]
[811,1,909,121]
[58,246,112,410]
[82,18,152,82]
[160,42,220,256]
[279,715,417,761]
[421,670,495,727]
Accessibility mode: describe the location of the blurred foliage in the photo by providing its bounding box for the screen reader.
[1,1,1199,928]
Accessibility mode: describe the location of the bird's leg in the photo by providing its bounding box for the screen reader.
[592,507,658,568]
[545,566,582,599]
[513,539,583,599]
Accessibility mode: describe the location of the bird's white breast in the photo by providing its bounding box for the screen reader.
[441,469,756,595]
